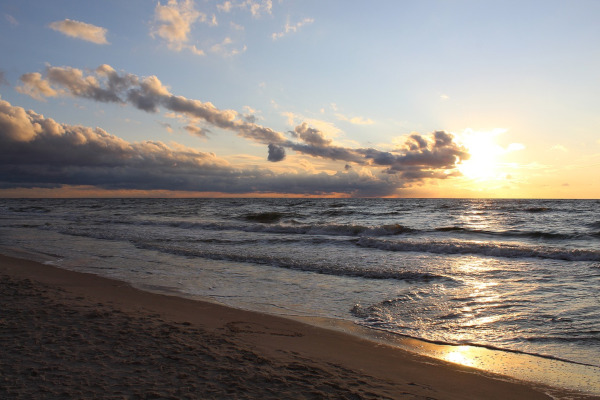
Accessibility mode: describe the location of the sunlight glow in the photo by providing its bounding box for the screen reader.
[458,129,507,181]
[443,346,480,368]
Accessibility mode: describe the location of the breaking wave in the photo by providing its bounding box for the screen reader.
[356,237,600,261]
[134,242,453,283]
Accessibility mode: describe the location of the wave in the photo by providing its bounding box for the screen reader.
[8,206,51,213]
[356,237,600,261]
[434,226,574,240]
[134,242,453,283]
[524,207,551,213]
[242,212,286,223]
[35,213,597,245]
[103,218,417,237]
[351,299,600,367]
[354,322,599,367]
[319,209,356,217]
[525,334,600,345]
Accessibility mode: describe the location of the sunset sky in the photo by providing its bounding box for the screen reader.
[1,0,599,198]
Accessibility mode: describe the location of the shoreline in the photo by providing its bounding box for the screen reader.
[0,254,595,399]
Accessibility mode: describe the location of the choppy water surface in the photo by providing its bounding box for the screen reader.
[1,198,599,371]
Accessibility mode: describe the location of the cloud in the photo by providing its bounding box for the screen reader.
[217,1,272,17]
[184,124,210,138]
[355,130,471,179]
[230,22,244,31]
[0,100,43,142]
[217,1,233,12]
[152,0,205,52]
[49,19,109,44]
[188,44,206,56]
[158,121,173,133]
[17,64,286,145]
[16,72,60,100]
[267,143,286,162]
[272,17,314,40]
[335,113,374,125]
[291,122,332,147]
[5,14,18,26]
[16,64,470,183]
[210,37,247,56]
[283,112,342,137]
[0,99,399,196]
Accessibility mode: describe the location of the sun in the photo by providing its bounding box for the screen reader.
[457,129,507,181]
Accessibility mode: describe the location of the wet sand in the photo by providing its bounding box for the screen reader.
[0,254,591,399]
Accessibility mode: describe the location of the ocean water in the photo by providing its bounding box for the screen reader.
[1,198,599,371]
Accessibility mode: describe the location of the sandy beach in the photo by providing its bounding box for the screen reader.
[0,254,592,399]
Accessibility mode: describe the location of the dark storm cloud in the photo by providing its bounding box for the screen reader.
[267,143,286,162]
[0,99,398,196]
[15,64,470,183]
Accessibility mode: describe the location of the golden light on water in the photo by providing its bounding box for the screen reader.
[443,346,481,368]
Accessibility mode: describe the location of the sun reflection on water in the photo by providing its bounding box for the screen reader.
[443,346,481,368]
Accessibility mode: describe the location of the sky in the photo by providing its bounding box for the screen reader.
[1,0,599,198]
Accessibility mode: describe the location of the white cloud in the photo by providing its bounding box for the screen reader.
[272,17,314,40]
[189,44,206,56]
[230,22,244,31]
[5,14,18,26]
[217,0,272,17]
[15,73,60,100]
[551,145,568,152]
[151,0,204,51]
[210,37,247,56]
[281,112,341,137]
[49,19,109,44]
[335,113,374,125]
[217,1,233,13]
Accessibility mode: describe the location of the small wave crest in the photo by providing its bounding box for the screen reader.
[357,237,600,261]
[115,218,415,237]
[435,226,574,240]
[524,207,551,213]
[8,206,51,213]
[525,334,600,345]
[135,242,451,282]
[242,212,286,223]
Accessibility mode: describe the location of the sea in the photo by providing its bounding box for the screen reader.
[1,198,599,392]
